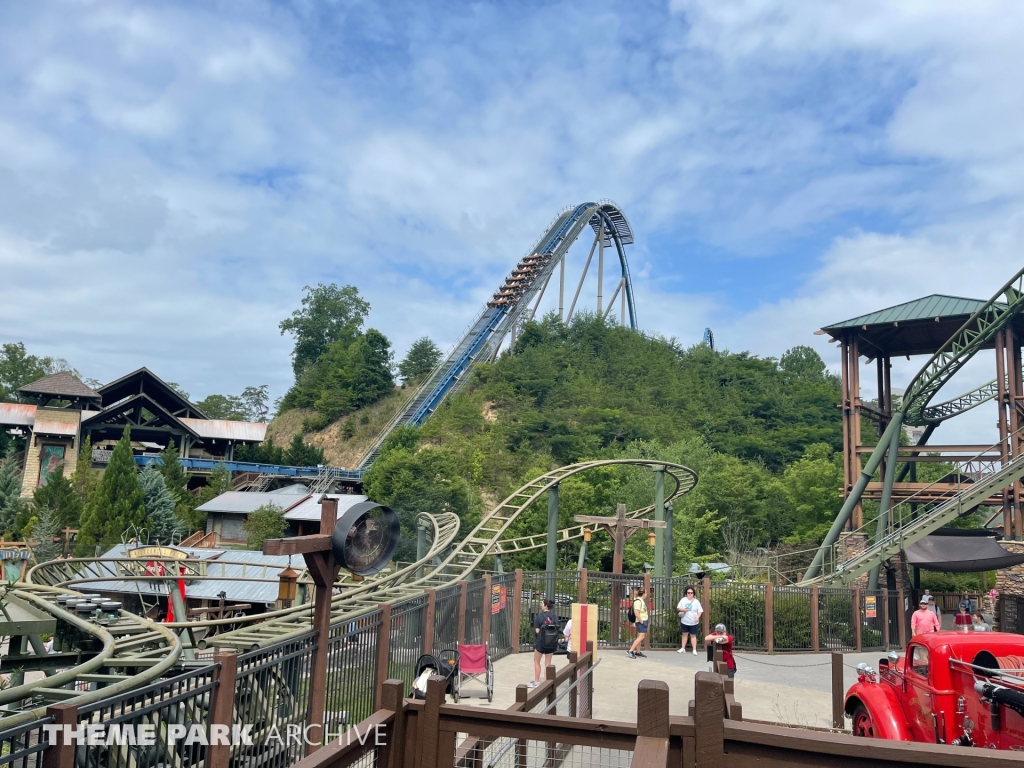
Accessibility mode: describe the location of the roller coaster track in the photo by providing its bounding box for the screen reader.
[193,459,697,650]
[801,268,1024,584]
[0,583,180,727]
[355,202,638,472]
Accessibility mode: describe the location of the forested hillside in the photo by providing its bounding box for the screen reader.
[361,313,848,573]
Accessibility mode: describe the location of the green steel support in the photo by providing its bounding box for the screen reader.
[664,502,674,578]
[653,468,665,577]
[805,415,904,581]
[494,555,503,574]
[577,539,588,571]
[546,484,559,598]
[868,420,901,591]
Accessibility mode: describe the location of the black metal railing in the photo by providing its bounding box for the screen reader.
[75,665,218,768]
[464,579,485,644]
[433,585,461,652]
[0,715,52,768]
[488,573,515,660]
[233,631,316,768]
[324,610,382,739]
[773,586,812,652]
[389,595,427,691]
[709,581,765,650]
[818,587,856,651]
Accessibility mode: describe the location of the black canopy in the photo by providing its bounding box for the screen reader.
[904,534,1024,572]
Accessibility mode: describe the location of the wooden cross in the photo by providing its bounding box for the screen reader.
[263,497,340,754]
[575,503,666,575]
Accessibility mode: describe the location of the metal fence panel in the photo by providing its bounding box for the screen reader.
[709,582,765,650]
[860,590,886,651]
[818,587,855,651]
[324,610,383,740]
[647,576,700,648]
[0,716,52,768]
[465,579,485,645]
[519,571,580,649]
[585,573,642,648]
[233,631,316,768]
[488,572,516,660]
[434,584,462,652]
[773,586,812,652]
[75,665,218,768]
[389,595,428,692]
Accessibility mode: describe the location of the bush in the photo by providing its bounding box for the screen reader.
[243,504,287,550]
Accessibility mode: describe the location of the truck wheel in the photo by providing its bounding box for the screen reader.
[851,704,876,738]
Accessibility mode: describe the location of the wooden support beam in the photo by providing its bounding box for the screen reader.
[375,603,393,710]
[379,680,406,768]
[832,652,845,730]
[693,673,726,762]
[264,534,332,556]
[41,703,78,768]
[207,651,237,768]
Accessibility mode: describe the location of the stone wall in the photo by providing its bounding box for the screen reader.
[995,541,1024,597]
[19,409,81,498]
[836,531,912,592]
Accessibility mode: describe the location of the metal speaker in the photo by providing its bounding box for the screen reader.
[330,501,400,576]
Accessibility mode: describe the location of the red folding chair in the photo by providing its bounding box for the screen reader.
[454,643,493,703]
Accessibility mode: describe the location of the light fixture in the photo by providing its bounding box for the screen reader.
[277,556,300,608]
[583,528,592,542]
[647,531,656,547]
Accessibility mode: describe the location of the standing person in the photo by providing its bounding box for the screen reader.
[676,586,703,655]
[704,623,736,678]
[911,598,940,636]
[626,588,649,659]
[529,598,560,688]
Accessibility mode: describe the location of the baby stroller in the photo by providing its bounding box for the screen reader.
[411,648,460,701]
[453,643,494,703]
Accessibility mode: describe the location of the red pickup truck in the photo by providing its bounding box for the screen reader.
[844,631,1024,749]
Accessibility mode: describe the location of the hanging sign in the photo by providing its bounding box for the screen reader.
[865,596,877,619]
[128,546,188,560]
[492,585,507,614]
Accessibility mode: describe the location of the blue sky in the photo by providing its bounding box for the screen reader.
[1,0,1022,441]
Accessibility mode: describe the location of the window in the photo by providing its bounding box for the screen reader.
[910,645,929,677]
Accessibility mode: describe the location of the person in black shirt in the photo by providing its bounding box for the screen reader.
[530,598,559,688]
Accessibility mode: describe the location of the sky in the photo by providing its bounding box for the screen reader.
[1,0,1023,442]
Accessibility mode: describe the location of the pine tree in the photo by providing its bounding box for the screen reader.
[71,436,99,505]
[138,463,181,544]
[31,506,63,563]
[399,337,442,382]
[76,425,146,555]
[156,441,189,505]
[33,466,83,530]
[285,434,326,467]
[0,446,24,536]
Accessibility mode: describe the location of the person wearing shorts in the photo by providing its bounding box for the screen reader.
[627,588,649,659]
[676,586,703,655]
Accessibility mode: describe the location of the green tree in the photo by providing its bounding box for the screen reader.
[399,337,442,382]
[138,463,181,544]
[240,385,270,421]
[32,466,82,530]
[781,443,844,544]
[156,441,189,504]
[234,441,286,465]
[0,447,25,536]
[71,437,99,505]
[0,342,77,402]
[189,463,232,532]
[284,434,326,467]
[279,283,370,377]
[243,504,287,550]
[779,345,829,381]
[30,506,63,563]
[76,425,146,555]
[195,394,247,420]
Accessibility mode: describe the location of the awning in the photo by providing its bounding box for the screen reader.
[904,534,1024,572]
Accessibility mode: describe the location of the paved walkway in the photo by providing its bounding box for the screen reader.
[450,648,885,729]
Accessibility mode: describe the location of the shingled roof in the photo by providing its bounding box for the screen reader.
[18,371,100,401]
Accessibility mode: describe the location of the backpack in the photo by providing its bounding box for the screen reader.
[627,601,637,624]
[538,615,560,653]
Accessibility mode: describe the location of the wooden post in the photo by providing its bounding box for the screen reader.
[702,577,712,639]
[420,676,447,768]
[634,680,670,768]
[482,574,492,646]
[578,568,588,605]
[41,703,78,768]
[207,651,237,768]
[511,569,523,654]
[379,680,406,768]
[457,580,468,646]
[693,672,726,765]
[881,591,890,650]
[568,650,579,717]
[375,603,393,710]
[811,586,820,653]
[587,640,595,718]
[897,588,907,648]
[832,652,845,730]
[764,582,774,654]
[853,587,862,653]
[423,589,436,655]
[643,572,652,650]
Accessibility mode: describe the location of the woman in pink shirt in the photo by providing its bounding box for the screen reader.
[911,598,941,636]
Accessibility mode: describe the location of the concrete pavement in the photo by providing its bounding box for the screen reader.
[449,648,887,729]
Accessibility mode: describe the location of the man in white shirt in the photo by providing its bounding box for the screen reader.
[676,586,703,655]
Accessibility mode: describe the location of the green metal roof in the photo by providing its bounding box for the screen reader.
[822,294,992,332]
